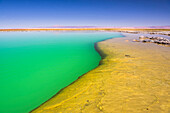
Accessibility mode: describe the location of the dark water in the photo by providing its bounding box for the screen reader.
[0,31,122,113]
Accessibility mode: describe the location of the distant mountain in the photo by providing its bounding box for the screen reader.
[146,25,170,29]
[131,25,170,29]
[41,25,170,29]
[44,26,98,28]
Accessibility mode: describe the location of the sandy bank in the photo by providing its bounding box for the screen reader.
[32,34,170,113]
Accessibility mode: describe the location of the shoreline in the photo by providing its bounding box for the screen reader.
[32,33,170,113]
[30,35,121,113]
[1,28,169,37]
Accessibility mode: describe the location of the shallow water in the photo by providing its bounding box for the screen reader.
[0,31,122,113]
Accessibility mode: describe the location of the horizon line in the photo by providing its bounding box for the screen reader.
[0,25,170,30]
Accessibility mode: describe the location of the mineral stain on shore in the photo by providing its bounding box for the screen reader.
[32,34,170,113]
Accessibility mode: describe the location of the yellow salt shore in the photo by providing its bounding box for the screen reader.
[32,34,170,113]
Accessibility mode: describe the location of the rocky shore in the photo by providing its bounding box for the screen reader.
[117,30,170,36]
[133,36,170,46]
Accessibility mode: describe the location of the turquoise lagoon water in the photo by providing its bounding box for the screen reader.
[0,31,122,113]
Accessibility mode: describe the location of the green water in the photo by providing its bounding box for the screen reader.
[0,31,122,113]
